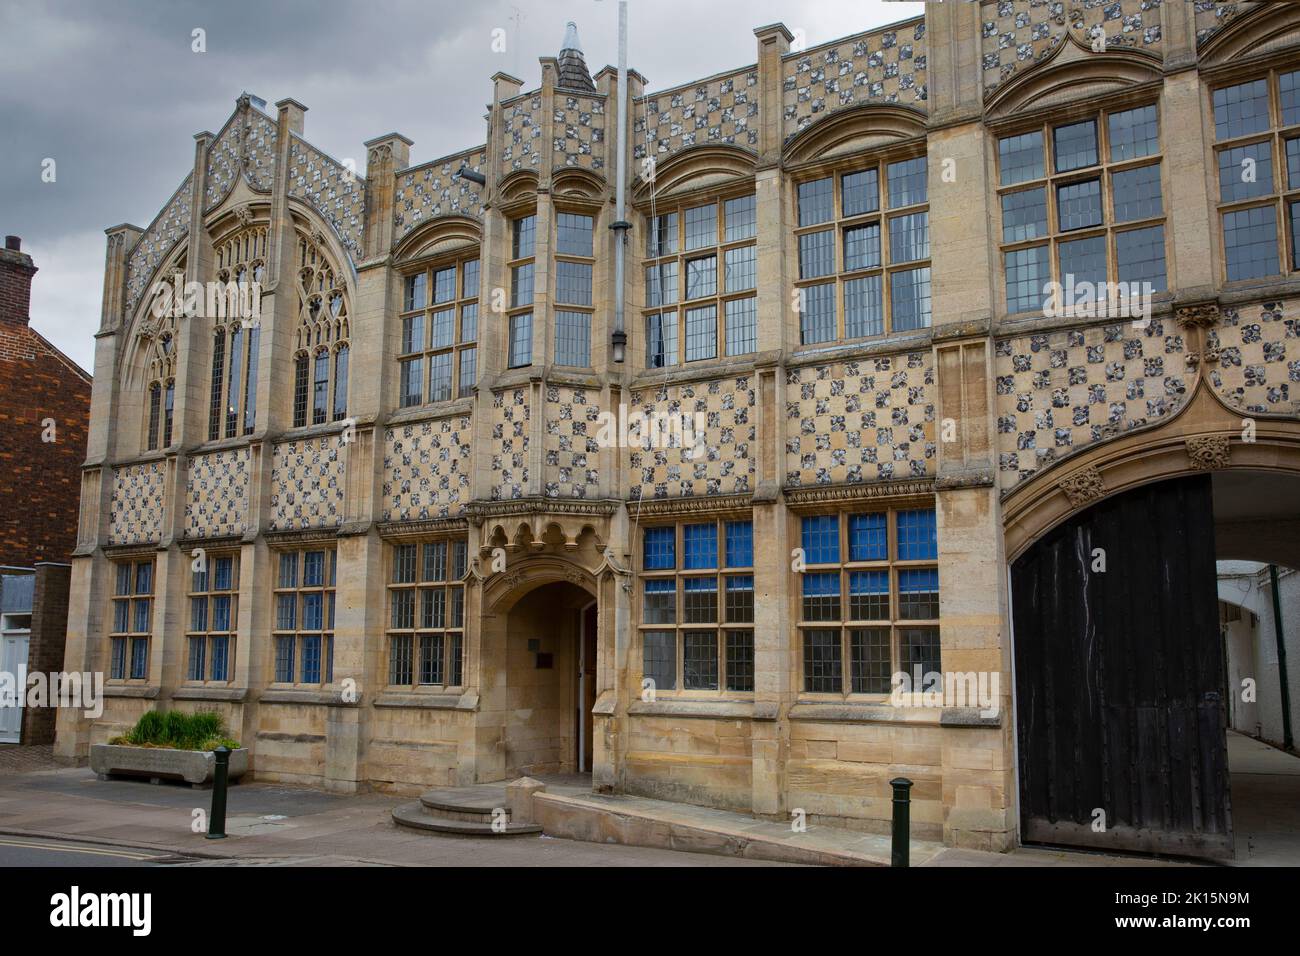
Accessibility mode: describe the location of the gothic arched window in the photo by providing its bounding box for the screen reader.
[206,226,267,441]
[292,231,350,427]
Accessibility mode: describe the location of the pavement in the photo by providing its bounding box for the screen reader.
[4,741,1291,867]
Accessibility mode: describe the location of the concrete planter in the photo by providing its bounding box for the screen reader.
[90,744,248,787]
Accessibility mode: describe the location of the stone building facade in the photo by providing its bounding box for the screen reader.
[57,2,1300,853]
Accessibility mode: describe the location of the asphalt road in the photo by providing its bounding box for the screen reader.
[0,837,176,867]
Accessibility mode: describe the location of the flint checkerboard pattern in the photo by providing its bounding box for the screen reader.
[783,21,928,136]
[382,415,473,521]
[784,353,936,488]
[1209,300,1300,416]
[108,462,167,546]
[501,94,544,174]
[627,376,756,500]
[980,0,1165,94]
[995,318,1190,489]
[287,134,365,262]
[544,386,601,499]
[268,437,345,531]
[491,388,531,501]
[393,147,488,242]
[204,102,278,211]
[554,94,606,170]
[185,448,251,539]
[123,172,193,318]
[634,68,760,163]
[1195,1,1248,46]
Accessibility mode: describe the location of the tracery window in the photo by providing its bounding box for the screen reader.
[144,330,175,452]
[207,226,267,440]
[291,232,350,428]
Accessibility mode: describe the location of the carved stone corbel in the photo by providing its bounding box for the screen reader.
[1187,436,1231,471]
[1058,466,1106,508]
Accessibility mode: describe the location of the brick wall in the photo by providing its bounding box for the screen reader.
[22,563,72,745]
[0,238,91,567]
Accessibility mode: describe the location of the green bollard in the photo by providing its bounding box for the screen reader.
[207,745,230,840]
[890,776,913,867]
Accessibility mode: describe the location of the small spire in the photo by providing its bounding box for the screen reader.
[557,21,595,92]
[562,20,583,54]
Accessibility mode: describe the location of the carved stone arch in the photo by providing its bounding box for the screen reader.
[631,143,757,205]
[781,102,927,166]
[499,169,541,211]
[482,553,599,614]
[1002,378,1300,563]
[392,214,482,264]
[1199,2,1300,68]
[551,167,607,203]
[289,215,353,355]
[984,35,1163,120]
[119,245,188,393]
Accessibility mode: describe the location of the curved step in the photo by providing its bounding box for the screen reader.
[392,801,542,837]
[419,787,508,820]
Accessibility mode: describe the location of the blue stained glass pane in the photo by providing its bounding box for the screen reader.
[303,551,325,587]
[210,636,229,681]
[301,635,321,683]
[849,570,889,594]
[682,523,718,569]
[303,593,324,631]
[684,578,718,592]
[802,571,840,597]
[212,595,231,632]
[130,638,148,679]
[848,513,887,561]
[801,515,840,564]
[899,568,939,593]
[213,556,233,591]
[644,579,675,593]
[643,527,676,570]
[725,521,753,568]
[897,509,937,560]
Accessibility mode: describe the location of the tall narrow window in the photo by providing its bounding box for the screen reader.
[399,255,480,404]
[509,215,536,368]
[242,328,258,434]
[312,349,329,425]
[163,380,175,447]
[333,344,348,421]
[293,232,350,425]
[224,325,243,438]
[146,383,161,451]
[273,548,336,685]
[109,560,153,681]
[293,353,309,427]
[643,195,756,366]
[555,211,595,367]
[386,540,468,688]
[187,554,237,682]
[208,331,226,441]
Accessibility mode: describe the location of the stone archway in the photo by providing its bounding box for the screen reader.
[476,556,600,782]
[1001,376,1300,860]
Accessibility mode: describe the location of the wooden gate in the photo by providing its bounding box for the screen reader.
[1011,474,1233,859]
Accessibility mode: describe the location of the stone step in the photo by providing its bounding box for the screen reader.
[391,801,541,837]
[418,787,509,822]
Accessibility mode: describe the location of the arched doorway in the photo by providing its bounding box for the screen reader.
[1009,467,1300,861]
[481,575,598,781]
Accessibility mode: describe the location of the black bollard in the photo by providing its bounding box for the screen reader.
[207,745,230,840]
[890,776,913,867]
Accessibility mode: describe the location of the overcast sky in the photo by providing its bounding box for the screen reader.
[0,0,922,371]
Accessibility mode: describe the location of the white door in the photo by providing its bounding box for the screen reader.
[0,629,29,743]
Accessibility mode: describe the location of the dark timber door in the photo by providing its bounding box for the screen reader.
[1011,475,1233,859]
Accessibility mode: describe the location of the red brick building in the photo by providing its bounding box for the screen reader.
[0,235,91,745]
